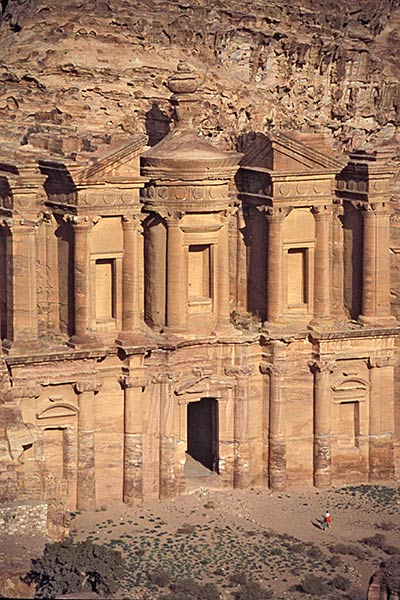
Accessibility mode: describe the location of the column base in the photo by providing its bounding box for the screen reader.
[214,320,238,336]
[358,314,397,327]
[308,316,336,329]
[314,471,331,489]
[116,331,150,349]
[67,334,101,348]
[2,338,43,355]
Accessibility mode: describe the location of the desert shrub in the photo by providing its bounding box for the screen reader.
[24,539,124,598]
[327,555,342,568]
[163,577,220,600]
[331,574,350,591]
[384,545,400,555]
[230,571,248,586]
[360,533,386,549]
[176,522,196,535]
[290,542,306,554]
[148,570,171,587]
[307,545,323,559]
[376,521,397,531]
[204,501,215,509]
[298,574,330,596]
[329,543,365,560]
[235,579,273,600]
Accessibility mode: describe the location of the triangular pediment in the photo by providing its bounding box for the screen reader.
[239,131,345,173]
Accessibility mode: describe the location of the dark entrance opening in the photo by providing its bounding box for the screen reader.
[187,398,218,472]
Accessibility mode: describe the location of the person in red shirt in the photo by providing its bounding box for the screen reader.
[322,511,331,530]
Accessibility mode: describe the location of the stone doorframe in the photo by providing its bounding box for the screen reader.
[174,371,234,488]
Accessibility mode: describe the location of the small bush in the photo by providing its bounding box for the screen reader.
[360,533,386,549]
[163,577,220,600]
[176,523,196,535]
[328,555,342,568]
[298,574,330,596]
[329,543,365,560]
[384,545,400,555]
[376,521,397,531]
[148,570,171,587]
[235,580,273,600]
[291,542,306,554]
[331,574,350,591]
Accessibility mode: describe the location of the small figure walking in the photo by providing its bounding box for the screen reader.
[322,511,331,530]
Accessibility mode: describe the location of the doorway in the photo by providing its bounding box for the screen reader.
[187,398,218,472]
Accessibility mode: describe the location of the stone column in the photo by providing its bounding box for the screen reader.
[310,359,335,488]
[368,357,395,481]
[117,215,144,344]
[45,214,60,333]
[311,205,332,324]
[69,216,97,346]
[154,373,176,499]
[266,208,286,324]
[75,380,102,511]
[3,219,39,350]
[64,427,77,510]
[332,204,346,320]
[121,375,146,504]
[165,214,186,332]
[216,212,232,332]
[360,203,392,322]
[263,341,287,490]
[225,365,253,488]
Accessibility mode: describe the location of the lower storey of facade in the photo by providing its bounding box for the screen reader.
[4,326,400,511]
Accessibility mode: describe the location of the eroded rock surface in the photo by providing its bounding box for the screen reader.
[0,0,399,159]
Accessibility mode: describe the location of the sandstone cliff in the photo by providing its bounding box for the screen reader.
[0,0,399,161]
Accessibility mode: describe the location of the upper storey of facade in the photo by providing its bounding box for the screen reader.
[0,62,399,357]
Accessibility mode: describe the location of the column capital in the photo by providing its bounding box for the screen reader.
[121,214,141,228]
[308,358,336,374]
[64,214,101,228]
[163,210,185,223]
[225,364,254,377]
[311,204,333,218]
[263,205,290,220]
[151,372,175,384]
[75,379,103,394]
[119,375,149,389]
[361,201,389,216]
[367,355,394,369]
[260,361,279,375]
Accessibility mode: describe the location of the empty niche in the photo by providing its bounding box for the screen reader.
[287,248,307,306]
[188,244,212,311]
[338,401,360,447]
[95,258,116,321]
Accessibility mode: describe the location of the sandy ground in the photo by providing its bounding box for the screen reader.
[69,483,400,599]
[1,483,399,599]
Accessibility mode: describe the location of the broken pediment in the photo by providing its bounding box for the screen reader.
[71,133,148,185]
[239,130,345,173]
[40,132,148,204]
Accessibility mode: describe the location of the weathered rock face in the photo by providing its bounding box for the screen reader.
[0,0,399,159]
[368,556,400,600]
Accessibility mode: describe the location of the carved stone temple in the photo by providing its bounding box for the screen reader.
[0,62,399,511]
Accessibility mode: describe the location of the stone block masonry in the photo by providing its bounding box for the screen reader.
[0,501,47,536]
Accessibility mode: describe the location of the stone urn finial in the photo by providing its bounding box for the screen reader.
[167,61,201,126]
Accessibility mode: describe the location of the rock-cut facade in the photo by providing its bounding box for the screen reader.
[0,63,399,512]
